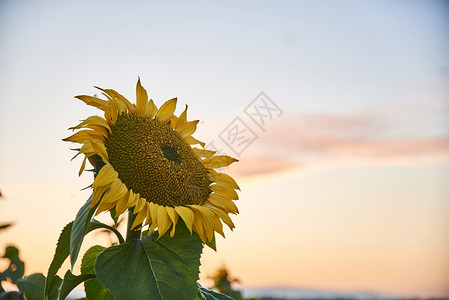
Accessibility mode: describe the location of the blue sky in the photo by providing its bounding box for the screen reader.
[1,0,449,297]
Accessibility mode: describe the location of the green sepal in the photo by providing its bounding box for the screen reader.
[16,273,45,300]
[95,219,203,300]
[196,283,234,300]
[80,246,115,300]
[58,271,95,300]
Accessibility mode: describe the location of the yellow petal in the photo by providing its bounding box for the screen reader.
[207,194,239,214]
[165,207,179,237]
[86,125,108,138]
[156,206,171,237]
[191,205,214,242]
[90,185,109,208]
[71,149,85,163]
[133,196,146,213]
[63,130,101,143]
[192,216,206,243]
[115,199,128,216]
[149,202,158,225]
[180,120,199,138]
[156,98,177,123]
[110,89,134,112]
[184,136,205,148]
[136,78,148,115]
[91,164,118,188]
[147,203,158,232]
[202,156,238,169]
[169,116,179,129]
[105,99,121,124]
[127,190,138,207]
[101,179,127,204]
[115,191,130,215]
[204,203,235,230]
[210,184,239,200]
[77,142,94,156]
[211,213,225,237]
[99,91,113,101]
[89,116,111,132]
[69,116,111,133]
[192,148,216,159]
[165,206,177,223]
[132,205,148,229]
[90,139,108,162]
[78,157,87,176]
[148,223,157,235]
[175,206,194,234]
[75,95,109,111]
[175,105,188,132]
[110,101,119,122]
[94,86,133,113]
[145,99,157,119]
[208,172,240,190]
[95,198,117,215]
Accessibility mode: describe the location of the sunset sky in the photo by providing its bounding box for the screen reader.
[1,0,449,298]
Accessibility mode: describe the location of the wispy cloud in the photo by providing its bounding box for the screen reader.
[229,112,449,178]
[230,156,298,178]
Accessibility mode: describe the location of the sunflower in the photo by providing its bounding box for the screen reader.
[64,79,239,243]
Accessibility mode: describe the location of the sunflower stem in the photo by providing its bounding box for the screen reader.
[126,209,141,242]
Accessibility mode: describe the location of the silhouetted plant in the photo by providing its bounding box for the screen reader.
[209,266,243,300]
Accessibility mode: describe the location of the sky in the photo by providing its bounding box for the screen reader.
[1,0,449,298]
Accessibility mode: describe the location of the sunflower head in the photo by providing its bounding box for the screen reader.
[64,79,239,242]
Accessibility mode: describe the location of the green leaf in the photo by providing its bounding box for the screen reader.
[59,271,95,300]
[16,273,45,300]
[80,246,115,300]
[0,291,24,300]
[70,193,97,269]
[95,220,203,300]
[0,223,13,231]
[197,283,234,300]
[45,222,72,300]
[205,232,217,251]
[47,276,62,300]
[1,246,25,284]
[45,219,124,299]
[109,208,119,226]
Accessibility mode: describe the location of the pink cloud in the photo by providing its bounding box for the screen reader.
[230,113,449,178]
[230,157,298,178]
[261,113,449,157]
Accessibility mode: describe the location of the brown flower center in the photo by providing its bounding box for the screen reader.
[104,113,211,207]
